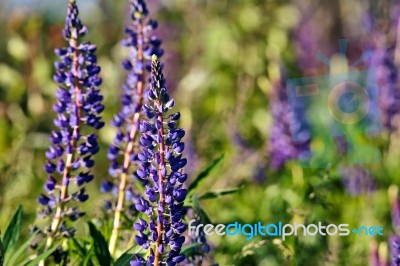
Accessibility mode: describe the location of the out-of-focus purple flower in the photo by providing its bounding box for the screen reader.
[390,235,400,265]
[131,55,187,265]
[38,0,103,245]
[340,166,375,196]
[292,3,337,75]
[104,0,163,255]
[268,77,309,170]
[368,45,400,130]
[363,7,400,131]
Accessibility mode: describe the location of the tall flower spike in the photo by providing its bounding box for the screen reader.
[104,0,163,256]
[38,0,104,254]
[131,55,187,266]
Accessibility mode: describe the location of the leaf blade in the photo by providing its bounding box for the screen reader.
[87,222,112,266]
[188,155,224,194]
[2,205,23,254]
[198,186,242,200]
[114,252,135,266]
[5,232,38,266]
[23,244,59,266]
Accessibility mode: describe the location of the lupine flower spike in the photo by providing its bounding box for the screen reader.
[131,55,187,266]
[103,0,163,255]
[37,0,104,258]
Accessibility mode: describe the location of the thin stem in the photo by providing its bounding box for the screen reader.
[108,22,145,256]
[154,101,166,266]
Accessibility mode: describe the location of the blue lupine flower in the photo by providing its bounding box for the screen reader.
[103,0,164,255]
[131,55,187,266]
[38,0,103,245]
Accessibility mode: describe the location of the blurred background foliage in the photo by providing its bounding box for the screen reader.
[0,0,399,265]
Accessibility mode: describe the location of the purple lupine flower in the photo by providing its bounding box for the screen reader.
[340,166,375,196]
[131,55,187,266]
[103,0,163,255]
[390,235,400,265]
[38,0,103,245]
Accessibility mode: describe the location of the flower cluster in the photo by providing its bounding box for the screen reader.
[100,0,164,255]
[131,55,187,265]
[38,0,103,244]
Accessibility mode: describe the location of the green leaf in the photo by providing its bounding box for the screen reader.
[198,186,242,200]
[2,205,23,254]
[70,237,87,257]
[180,243,202,257]
[5,232,37,266]
[114,252,135,266]
[188,155,224,194]
[88,222,112,266]
[81,245,94,266]
[69,237,93,266]
[23,244,59,266]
